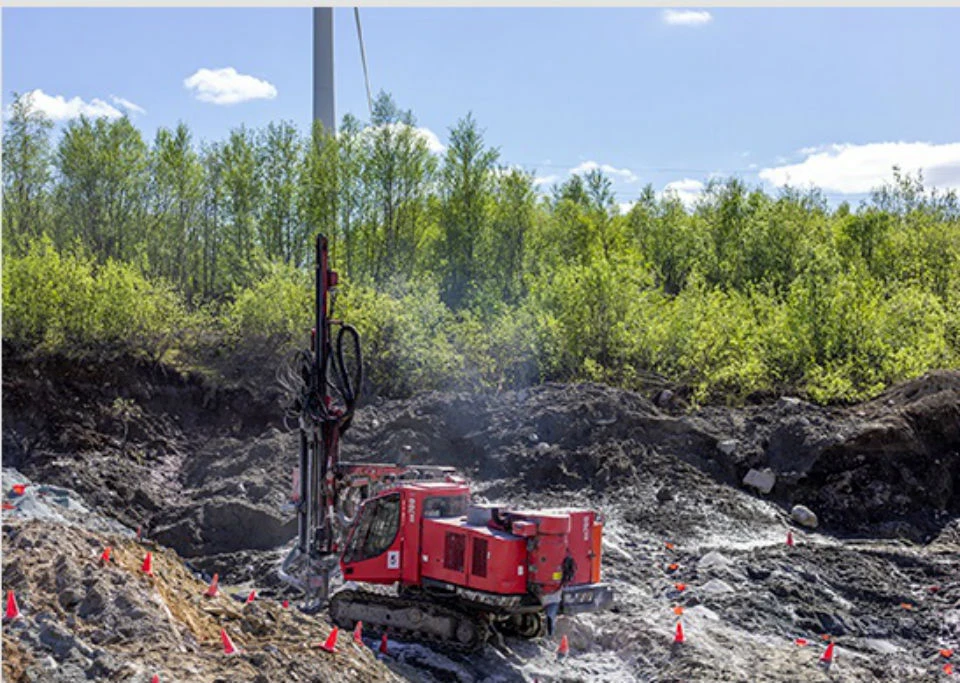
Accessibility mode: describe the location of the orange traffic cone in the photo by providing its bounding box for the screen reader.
[673,605,684,616]
[820,642,835,666]
[675,583,687,592]
[2,502,16,510]
[220,628,239,655]
[378,633,389,655]
[4,590,22,621]
[203,574,219,598]
[11,484,26,496]
[151,675,160,683]
[557,634,570,657]
[674,622,684,644]
[99,547,112,565]
[318,627,339,653]
[941,649,954,659]
[794,637,809,647]
[282,599,289,609]
[141,552,154,576]
[786,530,794,547]
[945,663,954,676]
[667,563,679,572]
[353,621,364,645]
[245,589,256,604]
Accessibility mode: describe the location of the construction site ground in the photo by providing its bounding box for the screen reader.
[2,348,958,682]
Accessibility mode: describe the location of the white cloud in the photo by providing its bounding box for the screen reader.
[13,88,123,121]
[759,141,960,194]
[109,95,146,116]
[416,126,446,155]
[569,160,638,183]
[533,174,559,187]
[618,201,636,215]
[356,122,446,155]
[662,178,705,207]
[183,67,277,105]
[662,9,713,26]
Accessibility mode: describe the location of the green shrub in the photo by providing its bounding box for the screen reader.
[2,236,183,358]
[339,281,462,398]
[225,262,312,350]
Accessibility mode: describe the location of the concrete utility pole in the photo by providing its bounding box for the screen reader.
[313,7,335,134]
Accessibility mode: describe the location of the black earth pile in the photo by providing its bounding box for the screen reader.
[3,346,959,682]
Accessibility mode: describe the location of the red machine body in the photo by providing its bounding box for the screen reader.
[339,481,611,619]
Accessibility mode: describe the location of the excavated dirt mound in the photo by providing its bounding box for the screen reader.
[3,348,960,681]
[1,499,398,682]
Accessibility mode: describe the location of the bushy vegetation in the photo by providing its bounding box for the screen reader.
[3,91,959,402]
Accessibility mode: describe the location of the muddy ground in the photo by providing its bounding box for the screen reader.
[2,346,959,681]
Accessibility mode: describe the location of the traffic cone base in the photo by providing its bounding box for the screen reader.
[319,627,339,653]
[220,628,239,655]
[4,590,22,621]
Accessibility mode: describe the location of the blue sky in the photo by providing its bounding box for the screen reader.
[4,7,959,209]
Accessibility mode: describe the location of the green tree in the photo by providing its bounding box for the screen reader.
[260,121,305,265]
[438,113,499,308]
[219,126,263,289]
[149,123,204,293]
[2,92,54,251]
[54,115,149,262]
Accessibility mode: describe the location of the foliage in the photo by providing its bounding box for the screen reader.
[2,236,183,360]
[2,93,959,402]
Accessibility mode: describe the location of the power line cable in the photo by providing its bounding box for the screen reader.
[354,8,374,118]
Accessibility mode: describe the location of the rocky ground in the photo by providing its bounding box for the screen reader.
[2,346,959,681]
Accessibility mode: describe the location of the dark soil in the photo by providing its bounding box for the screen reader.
[3,346,959,681]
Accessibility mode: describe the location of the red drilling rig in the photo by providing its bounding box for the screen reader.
[279,235,614,650]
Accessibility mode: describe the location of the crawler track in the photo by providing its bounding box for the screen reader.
[329,588,490,652]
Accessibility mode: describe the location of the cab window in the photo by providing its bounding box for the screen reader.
[423,495,469,519]
[344,493,401,563]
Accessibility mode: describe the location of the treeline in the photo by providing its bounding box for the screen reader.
[3,91,959,402]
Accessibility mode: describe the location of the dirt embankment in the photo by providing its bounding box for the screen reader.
[3,348,960,682]
[343,375,960,541]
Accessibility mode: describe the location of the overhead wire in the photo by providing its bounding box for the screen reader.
[354,8,374,118]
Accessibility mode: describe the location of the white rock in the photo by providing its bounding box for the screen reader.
[743,468,776,495]
[698,551,732,571]
[717,439,738,456]
[778,396,802,410]
[700,579,735,595]
[791,504,819,528]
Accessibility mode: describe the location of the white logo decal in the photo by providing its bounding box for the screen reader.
[387,550,400,569]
